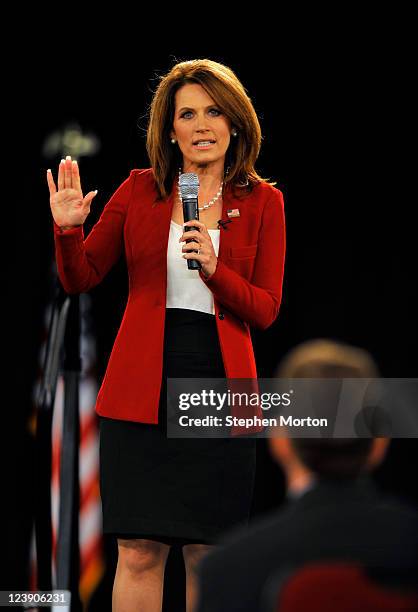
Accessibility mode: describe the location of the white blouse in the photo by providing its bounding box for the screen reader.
[166,220,220,316]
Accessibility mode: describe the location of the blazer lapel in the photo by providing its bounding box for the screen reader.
[217,188,237,261]
[218,188,247,260]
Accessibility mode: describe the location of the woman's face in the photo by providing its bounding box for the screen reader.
[170,83,232,171]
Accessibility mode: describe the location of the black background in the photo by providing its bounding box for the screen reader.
[8,22,416,611]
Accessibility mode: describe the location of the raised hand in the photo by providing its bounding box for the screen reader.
[47,155,98,230]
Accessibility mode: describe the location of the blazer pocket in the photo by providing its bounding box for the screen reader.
[229,244,258,259]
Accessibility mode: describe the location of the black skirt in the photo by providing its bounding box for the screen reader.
[99,307,257,546]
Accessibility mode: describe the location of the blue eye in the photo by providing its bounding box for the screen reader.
[179,108,222,119]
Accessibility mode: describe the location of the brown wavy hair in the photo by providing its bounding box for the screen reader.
[146,58,276,201]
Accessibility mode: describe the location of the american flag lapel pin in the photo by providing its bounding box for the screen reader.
[227,208,240,218]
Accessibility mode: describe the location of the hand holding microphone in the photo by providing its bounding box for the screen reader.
[179,219,218,279]
[178,172,218,279]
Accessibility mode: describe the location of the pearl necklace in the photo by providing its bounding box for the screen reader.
[177,168,224,212]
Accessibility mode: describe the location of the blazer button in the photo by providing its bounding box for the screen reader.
[218,312,225,320]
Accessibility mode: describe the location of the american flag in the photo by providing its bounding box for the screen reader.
[30,291,104,610]
[227,208,240,218]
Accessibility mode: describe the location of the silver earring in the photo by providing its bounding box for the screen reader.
[231,129,238,137]
[171,138,177,144]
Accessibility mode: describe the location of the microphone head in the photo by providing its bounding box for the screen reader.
[179,172,199,200]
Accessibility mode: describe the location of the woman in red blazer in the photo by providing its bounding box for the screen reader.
[47,59,285,611]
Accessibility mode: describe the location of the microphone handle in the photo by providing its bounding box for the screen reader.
[182,197,201,270]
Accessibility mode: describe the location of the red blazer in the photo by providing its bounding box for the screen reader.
[53,168,286,428]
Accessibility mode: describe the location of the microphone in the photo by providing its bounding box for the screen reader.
[179,172,201,270]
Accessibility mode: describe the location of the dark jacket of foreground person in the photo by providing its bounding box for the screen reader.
[195,476,418,612]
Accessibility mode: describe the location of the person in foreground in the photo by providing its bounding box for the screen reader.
[47,58,286,611]
[194,339,418,612]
